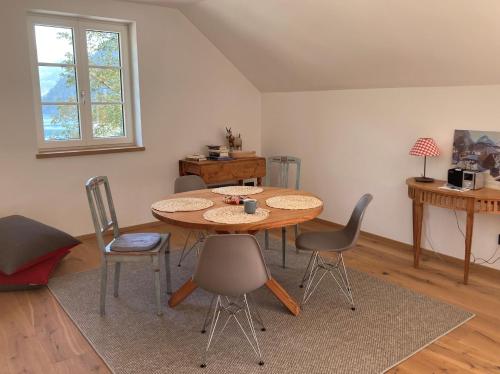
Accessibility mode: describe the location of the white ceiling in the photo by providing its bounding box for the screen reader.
[122,0,500,92]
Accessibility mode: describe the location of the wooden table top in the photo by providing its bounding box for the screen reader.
[152,187,323,232]
[406,178,500,200]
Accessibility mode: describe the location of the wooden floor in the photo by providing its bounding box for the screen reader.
[1,221,500,373]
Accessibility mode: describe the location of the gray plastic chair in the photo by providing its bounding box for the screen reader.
[265,155,302,267]
[85,176,171,316]
[174,175,207,267]
[296,194,373,309]
[194,234,270,368]
[175,175,207,193]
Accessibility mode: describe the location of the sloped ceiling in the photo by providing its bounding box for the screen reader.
[123,0,500,92]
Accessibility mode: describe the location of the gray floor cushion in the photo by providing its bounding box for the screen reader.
[0,215,80,275]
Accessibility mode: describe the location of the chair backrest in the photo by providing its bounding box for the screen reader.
[266,155,301,189]
[85,176,120,253]
[342,194,373,249]
[194,234,270,297]
[174,175,207,193]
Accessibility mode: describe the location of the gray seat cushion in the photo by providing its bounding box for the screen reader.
[110,233,161,252]
[295,230,353,252]
[0,215,80,275]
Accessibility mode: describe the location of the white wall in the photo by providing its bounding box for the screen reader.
[262,86,500,270]
[0,0,261,236]
[2,0,499,272]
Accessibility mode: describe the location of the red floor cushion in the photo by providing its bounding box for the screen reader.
[0,246,71,290]
[0,215,80,291]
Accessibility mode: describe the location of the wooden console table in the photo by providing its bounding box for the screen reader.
[179,157,266,186]
[406,177,500,284]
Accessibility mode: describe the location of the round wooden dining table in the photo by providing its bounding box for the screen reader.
[152,186,323,316]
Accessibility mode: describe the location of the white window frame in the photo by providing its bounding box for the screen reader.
[28,14,136,151]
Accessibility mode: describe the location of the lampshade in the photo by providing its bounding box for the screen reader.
[409,138,440,157]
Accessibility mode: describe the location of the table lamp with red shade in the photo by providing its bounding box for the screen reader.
[409,137,440,183]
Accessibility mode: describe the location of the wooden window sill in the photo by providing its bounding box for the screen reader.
[36,146,145,159]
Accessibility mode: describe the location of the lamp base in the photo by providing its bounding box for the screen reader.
[415,176,434,183]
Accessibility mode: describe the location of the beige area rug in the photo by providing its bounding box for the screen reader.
[48,237,474,374]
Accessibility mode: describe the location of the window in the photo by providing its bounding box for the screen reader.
[28,15,137,151]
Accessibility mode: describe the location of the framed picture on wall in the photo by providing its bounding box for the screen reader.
[452,129,500,188]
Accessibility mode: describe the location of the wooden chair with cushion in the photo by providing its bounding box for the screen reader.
[265,155,302,266]
[174,175,208,267]
[85,176,171,316]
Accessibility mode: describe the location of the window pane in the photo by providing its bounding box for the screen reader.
[86,30,120,67]
[39,66,77,102]
[89,68,122,102]
[92,104,124,138]
[35,25,74,64]
[42,105,80,141]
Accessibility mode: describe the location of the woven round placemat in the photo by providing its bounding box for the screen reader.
[211,186,264,196]
[203,206,269,224]
[151,198,214,213]
[266,195,323,210]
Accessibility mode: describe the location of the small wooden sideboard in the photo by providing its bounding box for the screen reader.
[406,177,500,284]
[179,157,266,186]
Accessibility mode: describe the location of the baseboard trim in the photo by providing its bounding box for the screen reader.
[77,217,500,277]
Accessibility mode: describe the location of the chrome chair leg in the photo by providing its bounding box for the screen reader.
[152,256,162,316]
[113,262,121,297]
[178,231,204,267]
[248,293,266,331]
[195,231,205,257]
[177,231,193,267]
[299,251,316,288]
[201,295,222,368]
[243,294,264,366]
[264,230,270,250]
[99,262,108,316]
[201,295,216,333]
[326,253,355,310]
[200,294,264,367]
[301,251,355,310]
[164,238,172,295]
[302,252,328,305]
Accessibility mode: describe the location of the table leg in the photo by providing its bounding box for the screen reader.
[412,199,424,268]
[265,278,300,316]
[168,278,198,307]
[464,203,475,285]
